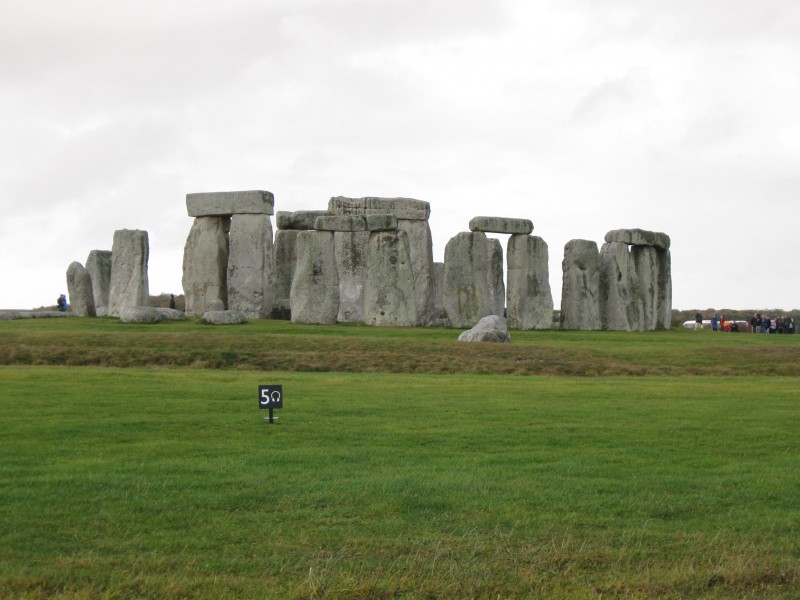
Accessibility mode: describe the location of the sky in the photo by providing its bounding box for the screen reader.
[1,0,799,311]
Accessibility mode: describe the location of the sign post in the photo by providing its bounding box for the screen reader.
[258,384,283,424]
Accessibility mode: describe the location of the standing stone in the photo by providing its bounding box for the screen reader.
[599,241,643,331]
[290,231,339,325]
[506,235,553,330]
[363,230,417,327]
[334,231,370,323]
[560,240,601,330]
[85,250,112,316]
[632,245,659,331]
[656,249,672,330]
[431,261,448,326]
[271,229,299,320]
[443,232,505,328]
[227,214,274,319]
[66,262,96,317]
[108,229,150,318]
[182,217,229,317]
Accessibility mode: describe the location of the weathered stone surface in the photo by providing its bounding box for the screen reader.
[632,245,659,331]
[443,232,505,328]
[290,231,339,324]
[457,315,511,343]
[560,240,601,330]
[66,262,96,317]
[182,217,229,317]
[119,306,161,323]
[365,214,398,231]
[469,216,533,235]
[599,241,643,331]
[656,249,672,330]
[604,229,670,250]
[397,219,435,325]
[202,309,247,325]
[334,231,369,323]
[328,196,430,221]
[363,230,418,326]
[155,307,187,321]
[227,214,274,319]
[506,235,553,330]
[108,229,150,318]
[276,210,328,230]
[431,261,449,327]
[271,230,299,319]
[314,215,367,232]
[186,190,274,217]
[85,250,112,310]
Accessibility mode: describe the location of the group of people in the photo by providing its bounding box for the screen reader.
[693,311,796,333]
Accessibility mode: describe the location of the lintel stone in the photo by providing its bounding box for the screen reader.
[604,228,670,250]
[365,214,398,231]
[186,190,274,217]
[469,216,533,235]
[276,210,329,230]
[328,196,430,220]
[314,215,367,232]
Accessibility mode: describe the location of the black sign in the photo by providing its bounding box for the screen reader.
[258,385,283,409]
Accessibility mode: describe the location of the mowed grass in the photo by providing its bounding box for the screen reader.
[2,364,799,598]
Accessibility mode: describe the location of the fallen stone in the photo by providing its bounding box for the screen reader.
[276,210,329,230]
[506,235,553,330]
[335,231,370,323]
[560,240,601,330]
[271,229,299,319]
[314,215,367,232]
[85,250,112,310]
[362,230,418,326]
[328,196,430,221]
[365,214,398,231]
[290,231,339,325]
[604,229,670,250]
[186,190,274,217]
[155,307,187,321]
[443,232,505,328]
[227,214,274,319]
[469,216,533,235]
[119,306,161,324]
[457,315,511,343]
[66,262,97,317]
[182,217,229,317]
[108,229,150,318]
[202,309,247,325]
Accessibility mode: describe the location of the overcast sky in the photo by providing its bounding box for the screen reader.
[2,0,799,311]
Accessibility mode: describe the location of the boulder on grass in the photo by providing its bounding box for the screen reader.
[457,315,511,343]
[202,309,246,325]
[155,308,187,321]
[119,307,161,324]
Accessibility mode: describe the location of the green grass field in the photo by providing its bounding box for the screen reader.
[1,319,799,598]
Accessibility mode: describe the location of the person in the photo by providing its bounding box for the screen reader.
[751,313,760,334]
[762,315,770,334]
[720,315,726,332]
[56,294,67,312]
[694,311,703,331]
[777,316,785,334]
[169,294,176,309]
[711,312,719,332]
[788,316,795,334]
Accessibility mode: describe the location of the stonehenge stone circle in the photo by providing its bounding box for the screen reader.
[560,240,601,330]
[85,250,112,315]
[469,216,534,235]
[182,216,230,317]
[290,230,339,325]
[108,229,150,318]
[227,214,274,319]
[443,232,505,328]
[506,235,553,330]
[66,261,96,317]
[457,315,511,343]
[362,230,417,327]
